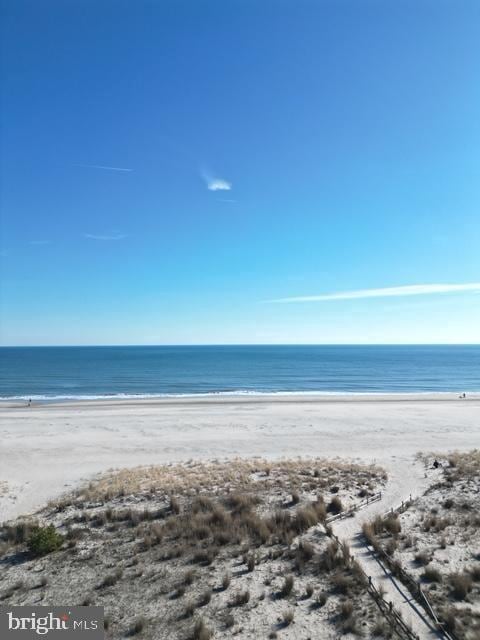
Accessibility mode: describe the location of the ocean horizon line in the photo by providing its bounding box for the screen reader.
[2,342,480,349]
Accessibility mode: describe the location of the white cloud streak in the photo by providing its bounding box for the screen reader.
[208,178,232,191]
[266,283,480,303]
[76,164,133,172]
[84,233,127,241]
[200,168,232,191]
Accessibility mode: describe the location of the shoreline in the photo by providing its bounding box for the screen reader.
[1,390,479,409]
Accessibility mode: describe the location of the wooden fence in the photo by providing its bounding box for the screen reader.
[362,499,459,640]
[326,493,459,640]
[327,528,419,640]
[367,576,421,640]
[325,491,382,525]
[320,491,460,640]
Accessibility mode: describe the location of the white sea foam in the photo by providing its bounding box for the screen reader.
[1,390,479,403]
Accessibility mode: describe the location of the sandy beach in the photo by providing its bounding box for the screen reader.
[1,393,479,522]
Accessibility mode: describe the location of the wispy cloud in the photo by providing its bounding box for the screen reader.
[200,168,232,191]
[84,233,127,241]
[266,283,480,303]
[76,164,133,172]
[208,178,231,191]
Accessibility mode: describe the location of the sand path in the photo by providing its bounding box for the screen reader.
[332,459,442,639]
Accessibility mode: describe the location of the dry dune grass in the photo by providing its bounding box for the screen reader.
[443,449,480,480]
[65,457,386,506]
[0,457,389,639]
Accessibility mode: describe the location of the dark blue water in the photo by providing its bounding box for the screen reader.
[0,345,479,399]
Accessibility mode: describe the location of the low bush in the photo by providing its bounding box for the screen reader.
[414,551,431,566]
[221,573,231,590]
[128,617,146,636]
[315,591,327,608]
[468,564,480,581]
[384,514,401,535]
[282,610,294,626]
[192,618,212,640]
[229,590,250,607]
[423,566,442,583]
[385,539,397,556]
[297,540,314,562]
[183,602,196,619]
[99,568,123,589]
[279,575,294,597]
[197,590,212,607]
[440,607,457,634]
[339,600,353,619]
[372,617,391,637]
[319,540,343,571]
[192,549,217,566]
[3,521,37,545]
[450,573,472,600]
[338,600,359,633]
[327,497,343,515]
[27,525,63,556]
[331,572,355,595]
[224,613,235,629]
[183,570,196,586]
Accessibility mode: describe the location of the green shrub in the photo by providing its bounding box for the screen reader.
[27,525,63,556]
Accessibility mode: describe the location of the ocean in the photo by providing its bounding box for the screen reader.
[0,345,479,400]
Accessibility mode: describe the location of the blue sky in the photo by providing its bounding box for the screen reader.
[1,0,479,345]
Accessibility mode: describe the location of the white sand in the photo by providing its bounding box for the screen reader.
[1,394,479,522]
